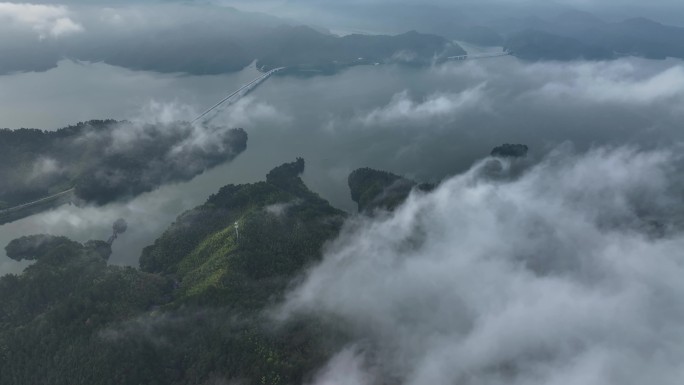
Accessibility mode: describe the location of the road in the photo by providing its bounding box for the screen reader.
[192,67,286,124]
[0,188,75,216]
[447,52,511,61]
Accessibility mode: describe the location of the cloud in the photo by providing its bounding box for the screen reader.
[309,346,375,385]
[212,96,290,128]
[530,61,684,105]
[360,85,487,126]
[281,146,684,385]
[264,199,301,217]
[121,98,287,162]
[348,59,684,141]
[0,2,83,38]
[28,157,62,181]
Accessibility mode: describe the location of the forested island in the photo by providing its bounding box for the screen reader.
[0,120,247,222]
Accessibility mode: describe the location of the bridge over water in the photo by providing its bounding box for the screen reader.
[0,68,286,225]
[193,52,511,124]
[0,188,75,225]
[447,52,511,61]
[192,67,286,124]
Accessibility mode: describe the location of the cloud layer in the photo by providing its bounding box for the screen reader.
[360,85,487,126]
[282,146,684,385]
[0,2,83,38]
[527,61,684,105]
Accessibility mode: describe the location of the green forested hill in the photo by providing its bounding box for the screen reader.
[348,167,435,213]
[140,157,347,308]
[0,159,349,385]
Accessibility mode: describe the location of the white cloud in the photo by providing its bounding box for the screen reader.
[309,346,374,385]
[360,84,487,126]
[28,156,62,181]
[211,95,290,128]
[0,2,83,38]
[135,100,198,125]
[281,146,684,385]
[264,200,300,217]
[49,14,81,36]
[529,61,684,105]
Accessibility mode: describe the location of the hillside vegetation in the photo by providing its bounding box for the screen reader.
[0,159,354,385]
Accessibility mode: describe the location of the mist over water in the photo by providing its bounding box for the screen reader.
[2,55,684,275]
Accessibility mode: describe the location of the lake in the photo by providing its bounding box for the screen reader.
[2,55,684,275]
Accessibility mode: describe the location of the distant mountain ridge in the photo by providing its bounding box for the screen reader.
[3,19,465,76]
[498,11,684,61]
[254,26,464,73]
